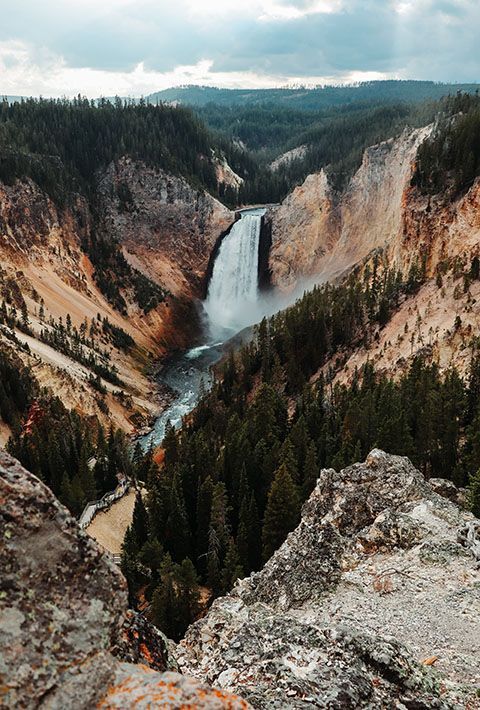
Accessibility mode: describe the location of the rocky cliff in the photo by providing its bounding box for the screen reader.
[267,125,480,380]
[0,450,249,709]
[97,157,234,296]
[178,450,480,708]
[267,127,433,292]
[0,162,234,439]
[2,445,479,708]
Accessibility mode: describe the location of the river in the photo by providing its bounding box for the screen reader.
[140,207,266,451]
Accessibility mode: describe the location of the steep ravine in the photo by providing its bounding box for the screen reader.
[0,163,236,440]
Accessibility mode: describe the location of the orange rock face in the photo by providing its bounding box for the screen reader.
[268,127,433,291]
[99,666,251,709]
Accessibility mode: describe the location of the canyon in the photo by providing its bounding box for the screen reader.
[0,160,234,442]
[2,105,480,709]
[2,120,480,450]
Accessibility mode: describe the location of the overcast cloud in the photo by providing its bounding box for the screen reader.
[0,0,478,97]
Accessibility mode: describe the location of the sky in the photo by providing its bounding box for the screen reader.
[0,0,479,97]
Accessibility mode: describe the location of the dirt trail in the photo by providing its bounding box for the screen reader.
[86,489,136,555]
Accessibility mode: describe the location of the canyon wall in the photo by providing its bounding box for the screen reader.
[267,126,433,291]
[0,162,234,437]
[97,157,234,296]
[267,126,480,380]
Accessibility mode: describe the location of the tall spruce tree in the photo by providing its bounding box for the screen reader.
[262,463,300,561]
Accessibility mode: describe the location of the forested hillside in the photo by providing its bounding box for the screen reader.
[122,258,480,640]
[149,81,480,110]
[0,98,224,202]
[197,93,473,200]
[413,92,480,198]
[0,339,148,516]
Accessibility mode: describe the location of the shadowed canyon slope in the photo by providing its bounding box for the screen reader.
[97,157,234,297]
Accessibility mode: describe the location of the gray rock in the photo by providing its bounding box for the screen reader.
[429,478,466,507]
[0,451,172,708]
[178,450,480,708]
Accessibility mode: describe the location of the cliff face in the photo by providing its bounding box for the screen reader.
[178,450,480,708]
[0,177,162,435]
[0,162,234,438]
[267,126,480,379]
[0,450,249,709]
[268,127,432,291]
[2,447,479,707]
[398,178,480,275]
[97,157,234,296]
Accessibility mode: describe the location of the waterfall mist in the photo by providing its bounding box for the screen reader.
[204,206,331,343]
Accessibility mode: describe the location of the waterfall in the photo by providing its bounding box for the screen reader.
[204,208,265,334]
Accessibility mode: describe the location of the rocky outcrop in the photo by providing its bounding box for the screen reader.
[177,450,480,708]
[270,145,308,173]
[214,155,244,190]
[100,666,250,709]
[97,157,235,296]
[0,161,236,436]
[268,127,432,292]
[0,450,248,708]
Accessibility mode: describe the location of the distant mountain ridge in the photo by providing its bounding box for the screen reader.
[147,80,480,109]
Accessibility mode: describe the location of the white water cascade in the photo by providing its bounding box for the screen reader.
[204,208,266,335]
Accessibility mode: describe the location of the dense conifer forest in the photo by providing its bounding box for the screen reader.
[0,339,145,516]
[121,258,480,640]
[413,93,480,198]
[1,90,473,213]
[0,98,221,200]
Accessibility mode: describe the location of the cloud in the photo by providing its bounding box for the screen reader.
[0,41,395,98]
[0,0,479,96]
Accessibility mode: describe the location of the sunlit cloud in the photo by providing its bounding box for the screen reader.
[0,41,396,98]
[185,0,342,21]
[1,1,479,96]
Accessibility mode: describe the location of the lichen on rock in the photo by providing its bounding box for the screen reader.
[0,450,245,709]
[178,450,480,708]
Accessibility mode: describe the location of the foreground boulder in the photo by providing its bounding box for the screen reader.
[0,451,249,708]
[177,450,480,708]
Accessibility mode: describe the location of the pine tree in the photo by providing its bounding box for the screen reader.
[132,492,149,548]
[468,469,480,518]
[262,463,300,561]
[166,470,191,562]
[247,493,262,571]
[196,476,213,578]
[163,420,178,467]
[78,443,97,502]
[177,557,200,629]
[221,537,244,593]
[302,441,320,497]
[20,301,30,329]
[151,554,178,639]
[207,482,229,594]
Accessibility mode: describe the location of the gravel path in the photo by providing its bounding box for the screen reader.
[86,490,136,554]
